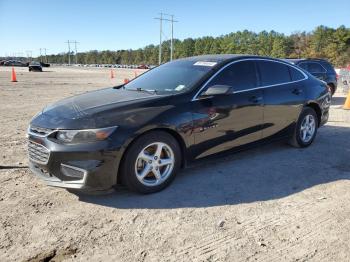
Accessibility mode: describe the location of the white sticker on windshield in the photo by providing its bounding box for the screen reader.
[175,85,186,91]
[194,61,217,67]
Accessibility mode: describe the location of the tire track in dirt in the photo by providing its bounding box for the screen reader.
[257,212,338,262]
[170,200,336,261]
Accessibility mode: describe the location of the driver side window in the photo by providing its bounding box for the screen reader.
[205,60,258,92]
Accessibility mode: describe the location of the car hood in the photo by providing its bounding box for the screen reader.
[31,87,163,129]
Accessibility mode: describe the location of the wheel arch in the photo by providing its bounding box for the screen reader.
[305,102,322,127]
[116,127,188,185]
[327,82,335,95]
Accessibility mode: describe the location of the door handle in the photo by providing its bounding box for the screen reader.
[249,96,262,103]
[292,88,303,95]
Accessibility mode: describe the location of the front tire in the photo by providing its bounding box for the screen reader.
[120,131,181,194]
[289,107,318,148]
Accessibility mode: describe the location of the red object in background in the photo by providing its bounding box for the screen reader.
[124,78,129,84]
[137,64,149,69]
[347,64,350,71]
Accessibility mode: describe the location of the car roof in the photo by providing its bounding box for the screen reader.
[284,58,330,64]
[177,54,287,66]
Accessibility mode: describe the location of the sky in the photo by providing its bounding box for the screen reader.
[0,0,349,57]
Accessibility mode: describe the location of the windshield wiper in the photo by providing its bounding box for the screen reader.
[135,88,158,95]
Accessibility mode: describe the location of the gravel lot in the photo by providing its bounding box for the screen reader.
[1,66,350,262]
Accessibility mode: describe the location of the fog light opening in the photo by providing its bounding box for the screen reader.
[60,164,85,180]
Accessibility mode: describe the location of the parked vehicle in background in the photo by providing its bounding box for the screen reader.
[337,68,350,85]
[285,58,337,95]
[337,68,350,93]
[137,64,149,69]
[29,61,43,72]
[40,62,50,67]
[27,55,330,194]
[3,60,26,67]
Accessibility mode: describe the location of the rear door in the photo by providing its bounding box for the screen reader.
[257,60,306,139]
[191,60,264,159]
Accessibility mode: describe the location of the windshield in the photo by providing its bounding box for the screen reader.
[124,60,215,94]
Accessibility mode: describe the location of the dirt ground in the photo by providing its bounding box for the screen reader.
[0,66,350,262]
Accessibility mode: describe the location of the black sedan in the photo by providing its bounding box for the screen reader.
[29,61,43,72]
[27,55,330,194]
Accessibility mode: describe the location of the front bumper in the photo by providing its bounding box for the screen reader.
[29,161,89,189]
[27,133,121,191]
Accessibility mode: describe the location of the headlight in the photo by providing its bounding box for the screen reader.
[56,126,117,143]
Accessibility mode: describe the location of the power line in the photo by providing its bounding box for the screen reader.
[26,50,32,62]
[154,13,178,64]
[65,40,71,65]
[72,41,79,64]
[154,13,163,65]
[65,40,79,64]
[39,48,42,62]
[39,48,48,63]
[44,48,48,63]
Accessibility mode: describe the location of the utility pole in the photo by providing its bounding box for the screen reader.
[43,48,48,63]
[154,13,178,64]
[72,41,79,64]
[159,13,162,64]
[170,15,174,61]
[65,40,79,64]
[154,12,163,65]
[65,40,71,65]
[39,48,42,62]
[17,52,24,61]
[26,50,32,62]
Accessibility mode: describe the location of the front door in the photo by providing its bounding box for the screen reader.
[190,60,264,159]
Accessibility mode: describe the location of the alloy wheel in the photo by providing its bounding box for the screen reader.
[300,114,316,143]
[135,142,175,186]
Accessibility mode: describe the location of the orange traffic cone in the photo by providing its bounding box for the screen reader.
[11,67,17,82]
[124,78,129,84]
[343,90,350,110]
[110,69,114,79]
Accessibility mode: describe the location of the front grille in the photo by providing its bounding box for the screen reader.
[28,140,50,164]
[29,126,54,137]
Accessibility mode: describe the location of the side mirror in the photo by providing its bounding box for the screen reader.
[201,85,233,96]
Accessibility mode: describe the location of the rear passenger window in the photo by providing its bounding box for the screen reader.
[207,61,257,92]
[289,67,305,81]
[257,61,291,86]
[308,62,326,73]
[320,61,335,73]
[298,63,308,70]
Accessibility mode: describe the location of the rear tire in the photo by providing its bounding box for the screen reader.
[289,107,318,148]
[120,131,181,194]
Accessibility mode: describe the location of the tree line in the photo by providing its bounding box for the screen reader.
[45,25,350,67]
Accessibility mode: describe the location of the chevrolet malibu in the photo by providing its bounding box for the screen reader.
[28,55,330,194]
